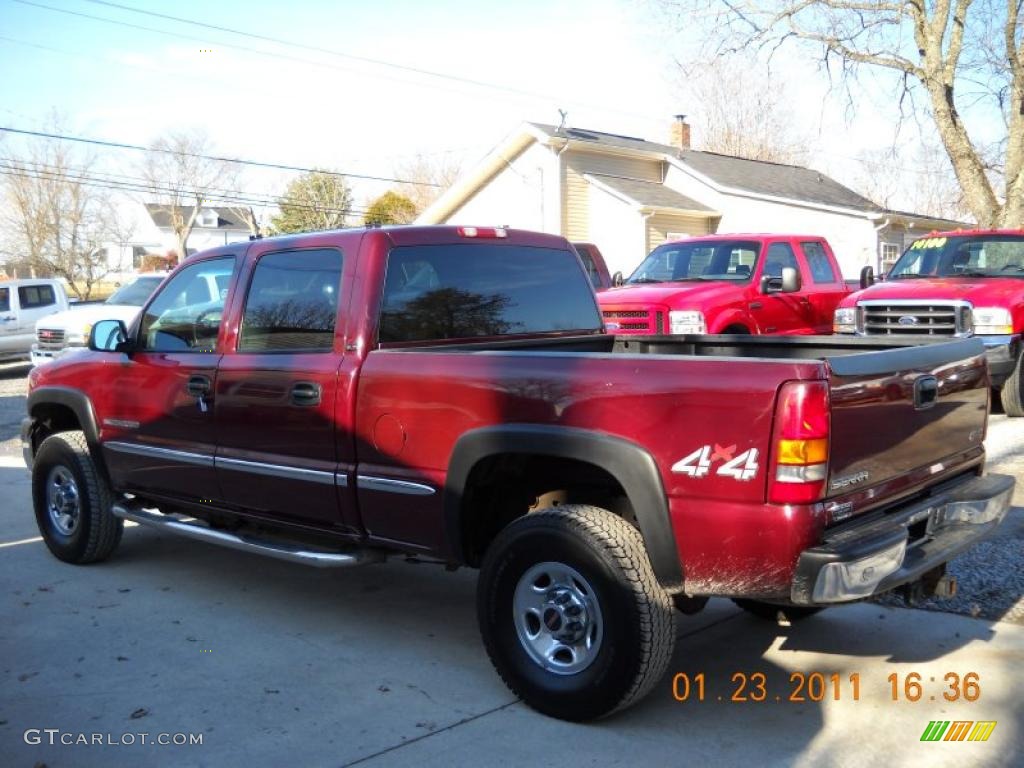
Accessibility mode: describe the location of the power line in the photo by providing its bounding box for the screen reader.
[0,166,371,218]
[0,155,369,213]
[15,0,662,125]
[81,0,593,107]
[0,126,439,186]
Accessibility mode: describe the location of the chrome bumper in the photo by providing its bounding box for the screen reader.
[792,473,1014,604]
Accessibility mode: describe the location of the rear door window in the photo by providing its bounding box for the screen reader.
[238,249,343,352]
[801,242,838,283]
[379,244,601,343]
[18,284,57,308]
[0,287,9,313]
[574,245,603,288]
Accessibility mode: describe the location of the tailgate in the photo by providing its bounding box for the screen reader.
[825,338,989,496]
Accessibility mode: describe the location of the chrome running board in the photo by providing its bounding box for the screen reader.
[112,504,384,568]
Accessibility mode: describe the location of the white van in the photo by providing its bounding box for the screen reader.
[0,279,70,362]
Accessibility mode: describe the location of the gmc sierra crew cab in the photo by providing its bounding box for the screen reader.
[835,229,1024,416]
[22,225,1013,721]
[598,234,850,335]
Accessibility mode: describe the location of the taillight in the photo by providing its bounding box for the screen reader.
[456,226,508,238]
[769,380,830,504]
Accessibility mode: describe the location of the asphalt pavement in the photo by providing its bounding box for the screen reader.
[0,360,1021,767]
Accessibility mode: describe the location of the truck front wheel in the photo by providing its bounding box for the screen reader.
[477,505,675,721]
[32,431,123,564]
[1000,352,1024,417]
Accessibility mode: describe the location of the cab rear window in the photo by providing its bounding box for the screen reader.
[379,244,601,343]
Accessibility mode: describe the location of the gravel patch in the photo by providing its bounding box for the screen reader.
[0,361,29,458]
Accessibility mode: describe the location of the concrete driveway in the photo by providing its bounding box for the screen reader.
[0,361,1021,767]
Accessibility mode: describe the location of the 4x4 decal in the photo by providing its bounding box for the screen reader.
[671,444,759,481]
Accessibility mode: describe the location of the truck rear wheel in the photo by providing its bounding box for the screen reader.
[477,504,675,721]
[732,599,822,622]
[32,431,123,564]
[1000,353,1024,417]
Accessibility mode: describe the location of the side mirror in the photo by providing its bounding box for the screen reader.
[859,265,875,289]
[761,267,802,294]
[612,271,624,287]
[780,266,801,293]
[89,319,133,354]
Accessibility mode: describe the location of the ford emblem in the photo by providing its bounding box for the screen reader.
[898,315,919,326]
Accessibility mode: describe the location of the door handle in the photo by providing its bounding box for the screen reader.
[186,374,211,398]
[290,381,322,407]
[749,301,762,310]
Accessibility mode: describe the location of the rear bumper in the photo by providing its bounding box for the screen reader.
[791,473,1014,605]
[979,334,1021,384]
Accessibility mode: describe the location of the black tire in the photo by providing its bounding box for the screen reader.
[477,504,675,721]
[32,431,123,564]
[732,598,822,622]
[1000,352,1024,417]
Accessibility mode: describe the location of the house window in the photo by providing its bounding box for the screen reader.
[198,209,218,227]
[132,246,148,270]
[880,242,901,274]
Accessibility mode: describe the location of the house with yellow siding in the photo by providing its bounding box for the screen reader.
[417,119,961,278]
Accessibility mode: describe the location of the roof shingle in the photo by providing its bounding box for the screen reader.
[585,173,714,212]
[529,122,882,213]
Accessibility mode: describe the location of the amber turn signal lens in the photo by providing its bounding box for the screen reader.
[777,438,829,465]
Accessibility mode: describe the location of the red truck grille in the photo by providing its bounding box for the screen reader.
[602,307,666,335]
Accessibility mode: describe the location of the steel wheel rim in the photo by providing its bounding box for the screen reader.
[513,561,604,675]
[46,465,81,536]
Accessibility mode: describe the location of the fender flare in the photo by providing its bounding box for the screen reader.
[445,425,683,589]
[26,386,109,482]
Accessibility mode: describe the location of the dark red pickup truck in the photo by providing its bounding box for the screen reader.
[22,225,1013,721]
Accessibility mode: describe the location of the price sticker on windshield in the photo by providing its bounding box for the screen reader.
[910,237,947,250]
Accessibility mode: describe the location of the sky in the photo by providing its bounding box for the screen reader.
[0,0,989,218]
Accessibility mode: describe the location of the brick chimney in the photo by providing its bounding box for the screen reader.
[670,114,691,151]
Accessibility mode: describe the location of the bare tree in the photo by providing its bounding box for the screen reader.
[142,130,238,259]
[227,204,262,238]
[0,130,125,298]
[683,55,809,163]
[853,141,969,220]
[395,154,461,214]
[658,0,1024,227]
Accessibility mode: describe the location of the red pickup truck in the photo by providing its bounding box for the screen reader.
[22,225,1013,721]
[598,234,850,335]
[835,229,1024,415]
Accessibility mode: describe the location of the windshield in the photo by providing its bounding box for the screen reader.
[627,240,760,284]
[105,276,165,306]
[888,234,1024,278]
